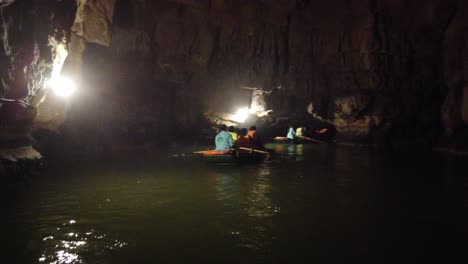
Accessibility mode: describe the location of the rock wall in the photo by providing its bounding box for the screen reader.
[81,0,465,145]
[2,0,468,150]
[0,0,76,146]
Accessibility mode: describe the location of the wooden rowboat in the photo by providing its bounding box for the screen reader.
[199,149,268,164]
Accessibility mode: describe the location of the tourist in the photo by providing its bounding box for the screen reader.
[215,124,233,151]
[228,126,238,143]
[287,124,296,142]
[236,128,252,149]
[248,125,265,150]
[296,126,304,137]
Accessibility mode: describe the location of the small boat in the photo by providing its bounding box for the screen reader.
[200,149,268,164]
[273,136,323,144]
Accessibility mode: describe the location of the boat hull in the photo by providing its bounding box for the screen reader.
[202,150,266,164]
[272,137,318,144]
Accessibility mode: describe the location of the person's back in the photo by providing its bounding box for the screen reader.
[296,127,303,137]
[247,130,257,140]
[228,126,238,143]
[248,125,265,149]
[215,125,233,151]
[236,128,252,149]
[287,125,296,140]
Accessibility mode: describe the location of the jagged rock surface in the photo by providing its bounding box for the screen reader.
[2,0,468,150]
[81,0,465,145]
[0,0,75,157]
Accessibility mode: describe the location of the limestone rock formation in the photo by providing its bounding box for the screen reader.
[72,0,116,46]
[1,0,468,152]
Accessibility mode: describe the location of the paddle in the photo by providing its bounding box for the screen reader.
[238,147,299,161]
[297,135,324,144]
[194,148,271,155]
[238,147,271,155]
[168,149,212,159]
[190,147,296,161]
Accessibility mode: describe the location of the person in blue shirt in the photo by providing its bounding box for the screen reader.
[215,124,234,151]
[287,124,296,142]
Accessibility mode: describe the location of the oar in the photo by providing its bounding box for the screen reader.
[238,147,271,155]
[238,147,298,161]
[297,135,324,144]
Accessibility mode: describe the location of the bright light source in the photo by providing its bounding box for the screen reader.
[234,107,249,123]
[48,76,76,97]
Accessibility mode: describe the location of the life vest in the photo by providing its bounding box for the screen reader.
[248,130,265,149]
[236,135,252,148]
[247,130,257,139]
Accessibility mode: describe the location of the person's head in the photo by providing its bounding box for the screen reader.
[228,126,235,133]
[219,124,227,131]
[240,128,248,136]
[249,125,257,131]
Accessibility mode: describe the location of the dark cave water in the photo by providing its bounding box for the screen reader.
[2,144,467,264]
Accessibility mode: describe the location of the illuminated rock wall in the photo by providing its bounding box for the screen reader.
[93,0,467,145]
[2,0,468,149]
[0,0,76,150]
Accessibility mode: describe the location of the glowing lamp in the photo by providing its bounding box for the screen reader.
[48,76,76,97]
[234,107,249,123]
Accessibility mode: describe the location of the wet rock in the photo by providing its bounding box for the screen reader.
[0,145,43,178]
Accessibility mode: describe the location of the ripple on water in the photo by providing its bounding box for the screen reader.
[38,220,128,264]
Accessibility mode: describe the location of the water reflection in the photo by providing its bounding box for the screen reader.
[208,163,277,258]
[245,165,274,218]
[38,220,127,263]
[267,143,304,160]
[295,144,304,156]
[236,165,278,257]
[213,169,240,207]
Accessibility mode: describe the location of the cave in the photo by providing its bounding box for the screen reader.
[1,0,468,152]
[0,1,466,263]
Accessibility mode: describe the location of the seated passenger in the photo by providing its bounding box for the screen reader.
[215,124,233,151]
[236,128,252,150]
[287,125,296,141]
[296,126,304,137]
[296,127,305,137]
[228,126,238,143]
[248,125,265,150]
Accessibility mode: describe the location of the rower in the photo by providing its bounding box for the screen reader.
[248,125,265,150]
[236,128,252,151]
